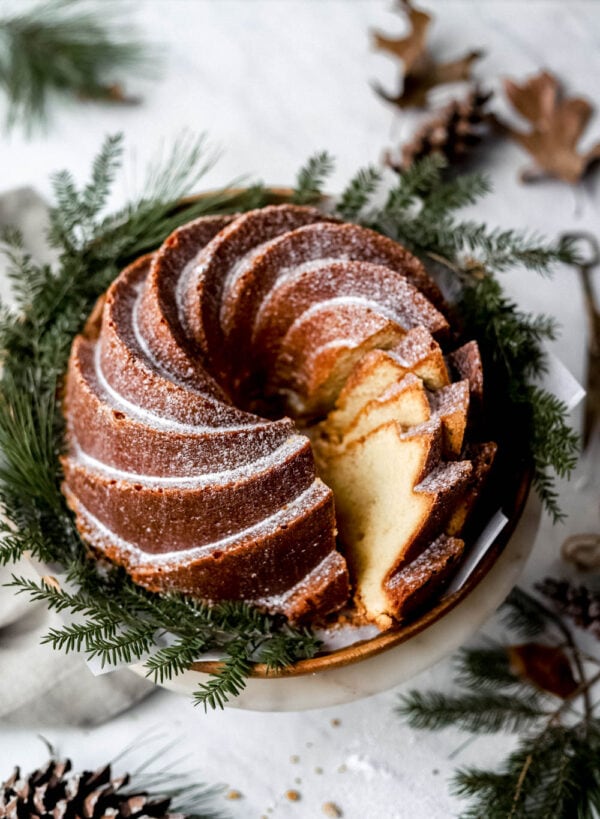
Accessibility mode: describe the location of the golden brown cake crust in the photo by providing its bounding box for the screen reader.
[62,204,493,626]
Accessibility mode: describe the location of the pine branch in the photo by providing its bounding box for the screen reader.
[292,151,335,205]
[397,689,546,734]
[502,587,556,640]
[48,132,124,248]
[48,132,234,263]
[454,647,525,692]
[145,636,211,684]
[258,628,322,671]
[0,374,60,510]
[453,728,588,819]
[335,166,382,220]
[9,574,125,621]
[43,621,155,667]
[0,0,154,132]
[457,275,578,523]
[193,640,253,711]
[397,586,600,818]
[0,524,27,566]
[385,153,449,212]
[9,569,322,706]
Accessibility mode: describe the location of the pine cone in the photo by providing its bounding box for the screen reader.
[0,759,186,818]
[537,578,600,639]
[385,89,493,172]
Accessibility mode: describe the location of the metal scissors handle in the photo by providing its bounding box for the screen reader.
[562,232,600,449]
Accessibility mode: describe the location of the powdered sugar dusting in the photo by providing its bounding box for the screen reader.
[63,202,490,620]
[69,434,308,488]
[251,551,339,609]
[93,342,253,435]
[72,480,329,564]
[415,461,471,494]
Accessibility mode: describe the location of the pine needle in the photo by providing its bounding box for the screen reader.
[0,0,155,132]
[292,151,335,205]
[397,689,546,734]
[336,166,382,220]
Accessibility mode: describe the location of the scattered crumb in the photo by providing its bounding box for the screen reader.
[225,789,243,800]
[337,764,347,774]
[294,777,302,785]
[315,766,324,775]
[432,768,439,775]
[290,755,300,763]
[330,718,341,727]
[286,789,301,802]
[323,803,343,817]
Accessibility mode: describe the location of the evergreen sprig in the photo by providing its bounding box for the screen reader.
[336,166,382,220]
[398,588,600,818]
[291,150,335,205]
[333,155,579,522]
[0,0,154,132]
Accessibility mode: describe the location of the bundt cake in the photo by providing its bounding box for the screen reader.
[61,203,496,627]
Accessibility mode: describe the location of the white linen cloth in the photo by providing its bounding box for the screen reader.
[0,189,154,727]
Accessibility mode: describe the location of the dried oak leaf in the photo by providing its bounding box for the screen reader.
[372,0,482,109]
[497,70,600,184]
[508,642,579,699]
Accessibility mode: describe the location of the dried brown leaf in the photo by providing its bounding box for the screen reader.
[372,1,431,74]
[498,70,600,184]
[372,1,482,109]
[508,642,579,699]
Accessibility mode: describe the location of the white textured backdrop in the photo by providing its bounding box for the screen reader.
[1,2,599,817]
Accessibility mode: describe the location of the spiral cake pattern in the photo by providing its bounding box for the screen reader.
[62,204,490,624]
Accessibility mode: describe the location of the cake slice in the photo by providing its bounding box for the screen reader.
[385,534,465,620]
[428,379,470,458]
[445,441,498,536]
[324,327,450,438]
[317,418,472,626]
[338,372,431,446]
[269,302,405,419]
[310,372,432,465]
[448,340,485,414]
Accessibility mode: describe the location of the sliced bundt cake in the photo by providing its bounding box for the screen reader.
[62,204,495,626]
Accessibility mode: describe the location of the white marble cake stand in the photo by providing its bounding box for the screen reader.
[130,496,541,711]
